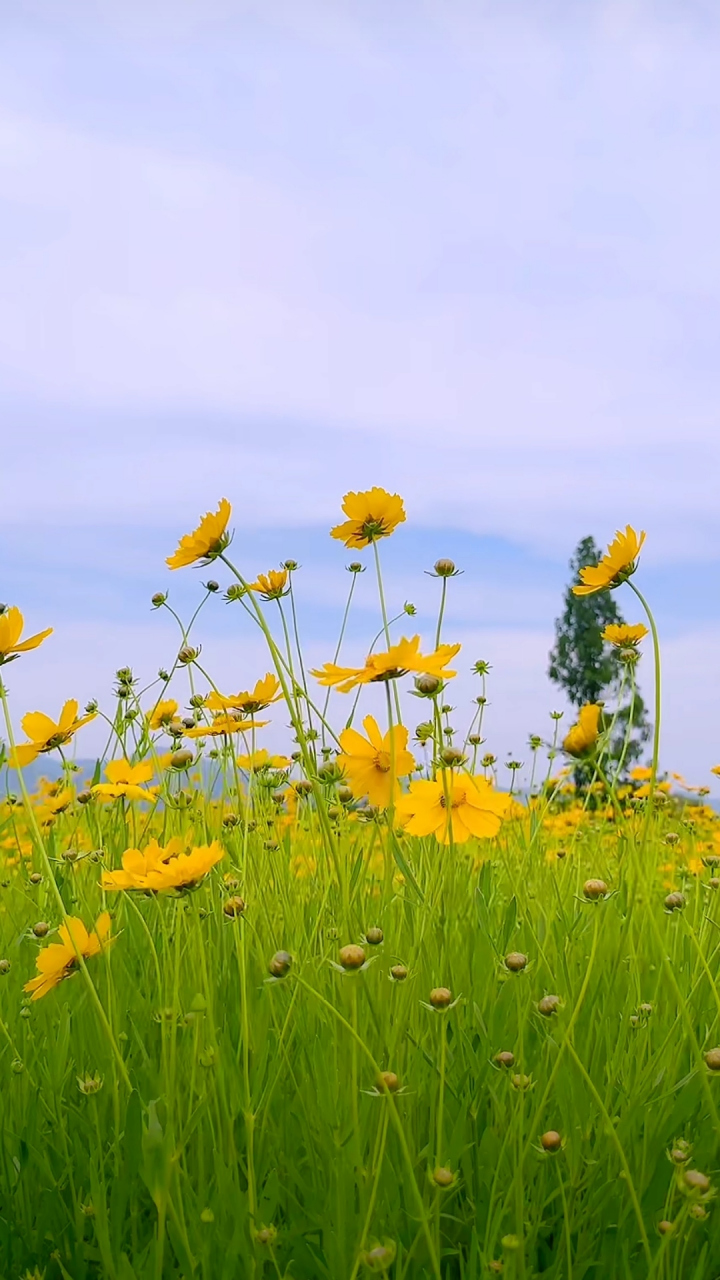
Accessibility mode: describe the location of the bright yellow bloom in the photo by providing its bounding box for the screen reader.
[9,700,96,768]
[562,704,602,757]
[395,772,510,845]
[248,569,289,600]
[166,498,232,569]
[101,837,223,892]
[711,765,720,778]
[92,759,156,802]
[311,636,461,694]
[147,699,180,731]
[630,765,652,782]
[206,674,282,715]
[236,749,291,771]
[0,607,53,666]
[602,623,648,648]
[330,487,406,549]
[35,788,74,826]
[572,527,646,596]
[337,716,416,809]
[24,913,113,1001]
[184,714,268,738]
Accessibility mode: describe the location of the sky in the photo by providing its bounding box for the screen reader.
[1,0,719,786]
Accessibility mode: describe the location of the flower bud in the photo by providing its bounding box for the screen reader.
[511,1073,532,1091]
[0,959,10,975]
[658,1220,675,1235]
[429,986,453,1008]
[151,592,166,607]
[77,1074,103,1095]
[555,848,567,859]
[32,921,49,938]
[29,872,42,885]
[440,746,465,766]
[705,1048,720,1071]
[433,559,457,577]
[414,674,441,696]
[377,1071,400,1093]
[541,1130,562,1152]
[205,580,219,592]
[684,1169,710,1194]
[362,1241,397,1272]
[583,879,608,900]
[365,927,383,946]
[255,1225,277,1246]
[390,964,408,982]
[339,944,366,970]
[223,896,246,918]
[268,950,292,978]
[538,994,560,1016]
[432,1167,455,1188]
[495,1051,514,1068]
[664,892,686,912]
[347,562,364,573]
[170,749,194,769]
[689,1203,708,1220]
[670,1142,690,1163]
[505,952,527,973]
[178,646,200,665]
[337,786,353,803]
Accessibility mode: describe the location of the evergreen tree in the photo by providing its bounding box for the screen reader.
[549,536,651,776]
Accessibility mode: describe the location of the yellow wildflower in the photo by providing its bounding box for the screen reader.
[602,623,648,648]
[0,607,53,666]
[312,636,460,694]
[166,499,231,569]
[92,759,156,802]
[147,699,180,731]
[206,674,282,715]
[572,527,645,596]
[562,705,602,757]
[248,569,289,600]
[24,913,113,1001]
[184,714,268,738]
[337,716,416,809]
[101,837,223,892]
[237,749,291,772]
[9,701,96,768]
[395,772,510,845]
[330,487,406,549]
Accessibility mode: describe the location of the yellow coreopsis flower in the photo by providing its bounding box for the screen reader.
[330,487,406,549]
[311,636,461,694]
[24,913,113,1001]
[562,704,603,757]
[236,749,291,772]
[147,699,180,731]
[184,714,269,738]
[0,607,53,666]
[166,499,232,569]
[337,716,416,809]
[9,700,96,768]
[248,569,289,600]
[92,759,156,802]
[602,623,648,648]
[101,837,223,892]
[206,674,282,715]
[395,772,510,845]
[572,527,646,597]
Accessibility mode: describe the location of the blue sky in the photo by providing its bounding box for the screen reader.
[1,1,719,783]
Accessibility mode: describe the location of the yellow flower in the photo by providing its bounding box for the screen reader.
[711,766,720,778]
[0,607,53,666]
[337,716,416,809]
[184,714,269,738]
[562,704,602,757]
[101,837,223,892]
[602,623,648,648]
[572,527,646,596]
[35,788,74,826]
[237,749,291,772]
[92,759,156,802]
[9,700,96,768]
[311,636,461,694]
[206,674,282,715]
[24,913,113,1001]
[396,772,509,845]
[147,699,180,731]
[630,765,652,782]
[248,569,289,600]
[330,487,406,549]
[166,498,232,569]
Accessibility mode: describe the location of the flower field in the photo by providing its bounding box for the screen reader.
[1,490,720,1280]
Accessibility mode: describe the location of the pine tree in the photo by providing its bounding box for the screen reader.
[549,536,650,776]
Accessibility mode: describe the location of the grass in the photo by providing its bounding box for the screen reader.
[0,497,719,1280]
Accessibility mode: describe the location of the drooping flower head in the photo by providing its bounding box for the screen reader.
[311,636,461,694]
[24,913,113,1001]
[147,699,181,732]
[602,623,648,648]
[9,700,96,768]
[0,607,53,666]
[184,714,269,738]
[331,488,406,549]
[248,569,289,600]
[562,704,603,757]
[572,527,645,597]
[395,772,510,845]
[102,838,223,892]
[337,715,416,809]
[236,749,291,772]
[166,499,232,569]
[92,759,156,802]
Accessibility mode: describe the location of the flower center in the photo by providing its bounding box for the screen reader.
[360,518,388,541]
[375,751,392,773]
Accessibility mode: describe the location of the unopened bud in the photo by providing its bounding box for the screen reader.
[268,950,292,978]
[433,558,457,577]
[429,987,453,1009]
[538,994,561,1016]
[223,896,246,918]
[339,944,366,971]
[32,921,49,938]
[414,674,441,696]
[541,1130,562,1152]
[365,927,383,946]
[377,1071,400,1093]
[432,1167,455,1188]
[664,892,686,912]
[583,879,608,900]
[505,952,527,973]
[495,1051,514,1068]
[390,964,408,982]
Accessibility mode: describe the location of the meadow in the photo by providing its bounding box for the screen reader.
[1,489,719,1280]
